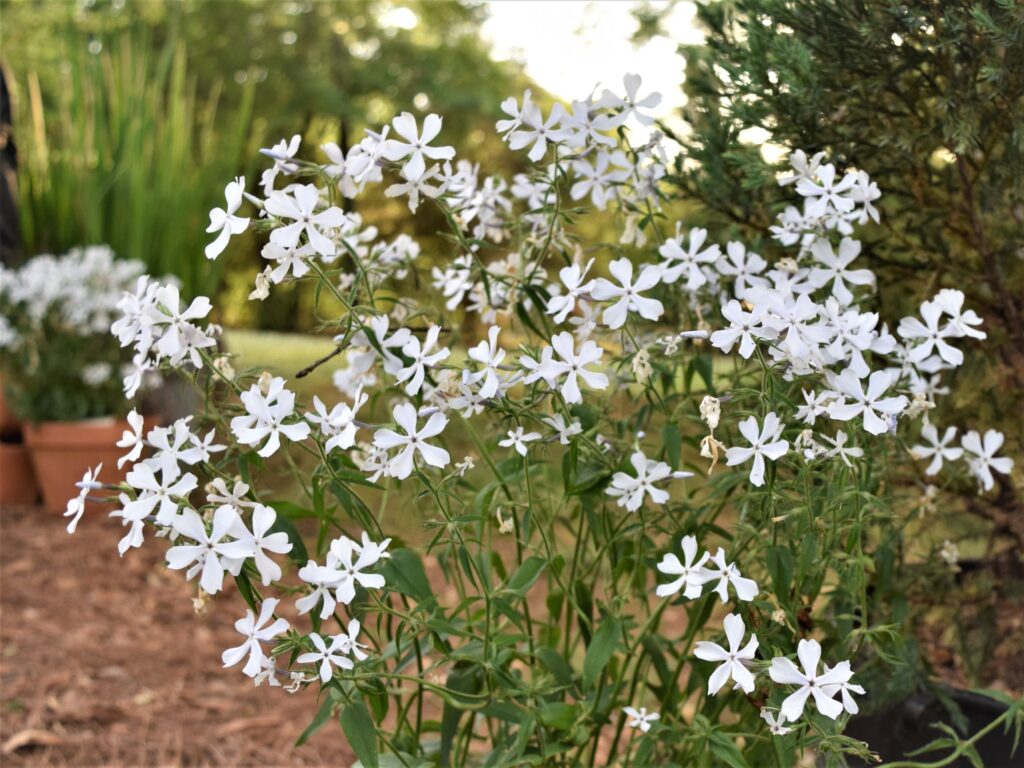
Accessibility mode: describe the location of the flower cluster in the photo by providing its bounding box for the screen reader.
[0,246,151,420]
[74,73,1015,766]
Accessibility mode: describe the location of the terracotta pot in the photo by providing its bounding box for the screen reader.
[0,441,38,505]
[23,418,130,514]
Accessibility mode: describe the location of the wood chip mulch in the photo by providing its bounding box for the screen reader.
[0,503,355,767]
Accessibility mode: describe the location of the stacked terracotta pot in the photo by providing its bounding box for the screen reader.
[0,374,130,514]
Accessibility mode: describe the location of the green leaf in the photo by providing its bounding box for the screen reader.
[536,646,576,686]
[583,616,621,687]
[440,664,482,766]
[379,548,432,602]
[539,701,578,730]
[709,731,749,768]
[268,504,309,565]
[269,499,319,520]
[504,556,547,596]
[295,695,334,747]
[340,698,379,768]
[765,546,794,600]
[662,423,682,469]
[234,571,258,612]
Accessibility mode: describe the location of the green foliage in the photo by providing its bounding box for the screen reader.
[3,0,535,316]
[649,0,1024,545]
[9,24,256,299]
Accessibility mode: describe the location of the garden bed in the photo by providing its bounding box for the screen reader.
[0,503,354,767]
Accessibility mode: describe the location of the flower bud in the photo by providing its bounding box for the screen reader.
[258,371,273,396]
[249,267,271,301]
[632,349,653,383]
[699,395,721,431]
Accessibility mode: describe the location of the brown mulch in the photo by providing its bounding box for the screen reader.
[0,503,355,767]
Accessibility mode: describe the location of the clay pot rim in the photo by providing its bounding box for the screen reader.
[23,417,131,448]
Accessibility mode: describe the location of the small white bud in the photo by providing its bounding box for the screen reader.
[699,396,721,431]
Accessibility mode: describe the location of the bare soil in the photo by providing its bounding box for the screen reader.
[0,503,355,767]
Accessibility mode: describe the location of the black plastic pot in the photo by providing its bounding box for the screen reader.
[844,685,1016,767]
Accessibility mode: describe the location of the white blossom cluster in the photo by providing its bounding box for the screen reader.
[0,246,147,388]
[80,73,1015,746]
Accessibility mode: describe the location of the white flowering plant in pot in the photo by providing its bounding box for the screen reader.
[72,74,1020,767]
[0,246,149,422]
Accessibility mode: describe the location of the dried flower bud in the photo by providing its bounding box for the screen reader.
[249,267,271,301]
[939,540,960,572]
[496,508,515,535]
[258,371,273,396]
[700,434,726,473]
[213,355,236,380]
[776,257,799,274]
[699,396,721,431]
[905,391,935,419]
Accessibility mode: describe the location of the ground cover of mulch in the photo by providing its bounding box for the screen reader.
[0,503,355,767]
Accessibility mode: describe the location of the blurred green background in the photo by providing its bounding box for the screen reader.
[1,0,536,329]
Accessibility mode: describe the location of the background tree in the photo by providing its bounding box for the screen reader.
[2,0,534,325]
[641,0,1024,546]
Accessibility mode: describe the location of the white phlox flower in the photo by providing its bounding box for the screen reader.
[222,597,290,678]
[694,613,759,695]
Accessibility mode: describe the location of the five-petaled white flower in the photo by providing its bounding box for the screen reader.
[542,413,583,445]
[508,102,572,162]
[704,548,759,603]
[373,403,451,480]
[227,503,293,585]
[265,184,347,258]
[716,242,769,298]
[623,706,660,733]
[381,112,456,181]
[607,449,679,512]
[911,424,963,475]
[961,428,1013,492]
[299,632,353,682]
[499,427,542,457]
[166,506,253,595]
[396,325,451,396]
[65,464,102,534]
[467,325,506,399]
[710,300,776,359]
[123,462,198,525]
[589,258,664,329]
[522,331,608,405]
[297,632,355,683]
[796,164,856,217]
[768,638,854,722]
[222,597,290,678]
[205,176,250,259]
[725,412,790,487]
[598,73,662,126]
[897,300,964,367]
[821,664,865,715]
[656,535,712,599]
[808,237,874,306]
[827,369,908,436]
[307,389,367,453]
[546,260,594,325]
[694,613,759,695]
[145,284,213,363]
[658,227,719,290]
[760,708,793,735]
[231,376,311,458]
